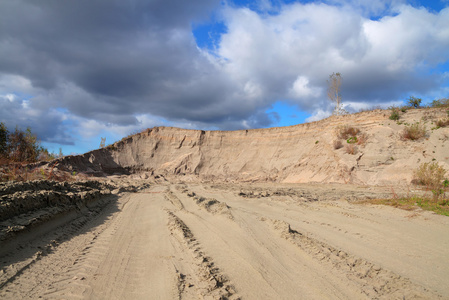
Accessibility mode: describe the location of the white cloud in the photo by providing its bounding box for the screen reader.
[305,109,331,122]
[4,94,17,102]
[363,6,449,70]
[213,2,449,114]
[289,76,321,98]
[0,74,36,95]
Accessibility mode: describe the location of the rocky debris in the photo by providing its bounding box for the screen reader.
[0,180,113,198]
[238,188,321,202]
[234,184,398,203]
[238,189,294,198]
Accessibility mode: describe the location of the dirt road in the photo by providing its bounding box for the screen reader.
[1,183,448,299]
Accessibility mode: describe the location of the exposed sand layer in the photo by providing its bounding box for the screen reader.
[1,183,447,299]
[45,107,449,185]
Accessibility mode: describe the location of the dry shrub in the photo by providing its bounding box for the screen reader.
[413,162,446,188]
[333,140,343,149]
[421,111,437,121]
[413,162,448,200]
[0,160,76,183]
[435,119,449,128]
[400,123,426,141]
[345,144,358,155]
[336,125,360,139]
[0,162,36,182]
[431,98,449,108]
[356,132,368,146]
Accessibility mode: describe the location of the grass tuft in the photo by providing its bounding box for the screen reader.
[365,196,449,217]
[413,162,447,189]
[435,119,449,128]
[389,107,400,120]
[400,123,426,141]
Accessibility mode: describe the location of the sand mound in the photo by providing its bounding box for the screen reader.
[43,107,449,186]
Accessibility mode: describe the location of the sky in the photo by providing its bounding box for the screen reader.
[1,0,448,155]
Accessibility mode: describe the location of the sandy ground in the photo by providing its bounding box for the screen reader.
[1,183,448,299]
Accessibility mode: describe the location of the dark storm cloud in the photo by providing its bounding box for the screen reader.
[1,0,263,132]
[0,94,73,145]
[1,0,449,146]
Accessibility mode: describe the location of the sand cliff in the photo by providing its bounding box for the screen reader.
[54,108,449,186]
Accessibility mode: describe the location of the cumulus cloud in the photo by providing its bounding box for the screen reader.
[0,0,448,151]
[217,2,449,111]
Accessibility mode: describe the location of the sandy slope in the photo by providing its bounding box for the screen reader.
[47,107,449,186]
[1,183,447,299]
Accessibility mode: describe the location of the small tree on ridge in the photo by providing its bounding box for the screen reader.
[327,72,346,115]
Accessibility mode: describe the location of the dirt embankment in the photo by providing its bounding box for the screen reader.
[47,108,449,186]
[0,179,150,243]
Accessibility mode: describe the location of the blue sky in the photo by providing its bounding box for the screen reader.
[0,0,448,155]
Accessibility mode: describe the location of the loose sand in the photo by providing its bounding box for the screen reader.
[1,182,448,299]
[2,107,449,298]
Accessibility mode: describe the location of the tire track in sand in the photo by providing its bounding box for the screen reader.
[264,218,442,299]
[167,211,240,300]
[180,187,233,219]
[0,195,123,300]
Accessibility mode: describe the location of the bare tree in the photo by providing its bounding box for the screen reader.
[327,72,346,115]
[100,137,106,148]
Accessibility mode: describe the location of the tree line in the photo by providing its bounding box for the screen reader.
[0,122,61,163]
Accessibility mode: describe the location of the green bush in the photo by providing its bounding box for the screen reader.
[408,96,422,108]
[347,136,358,144]
[389,107,400,120]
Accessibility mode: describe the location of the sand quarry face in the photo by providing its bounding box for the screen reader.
[52,108,449,185]
[1,107,449,299]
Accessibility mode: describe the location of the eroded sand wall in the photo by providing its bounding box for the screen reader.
[55,109,449,185]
